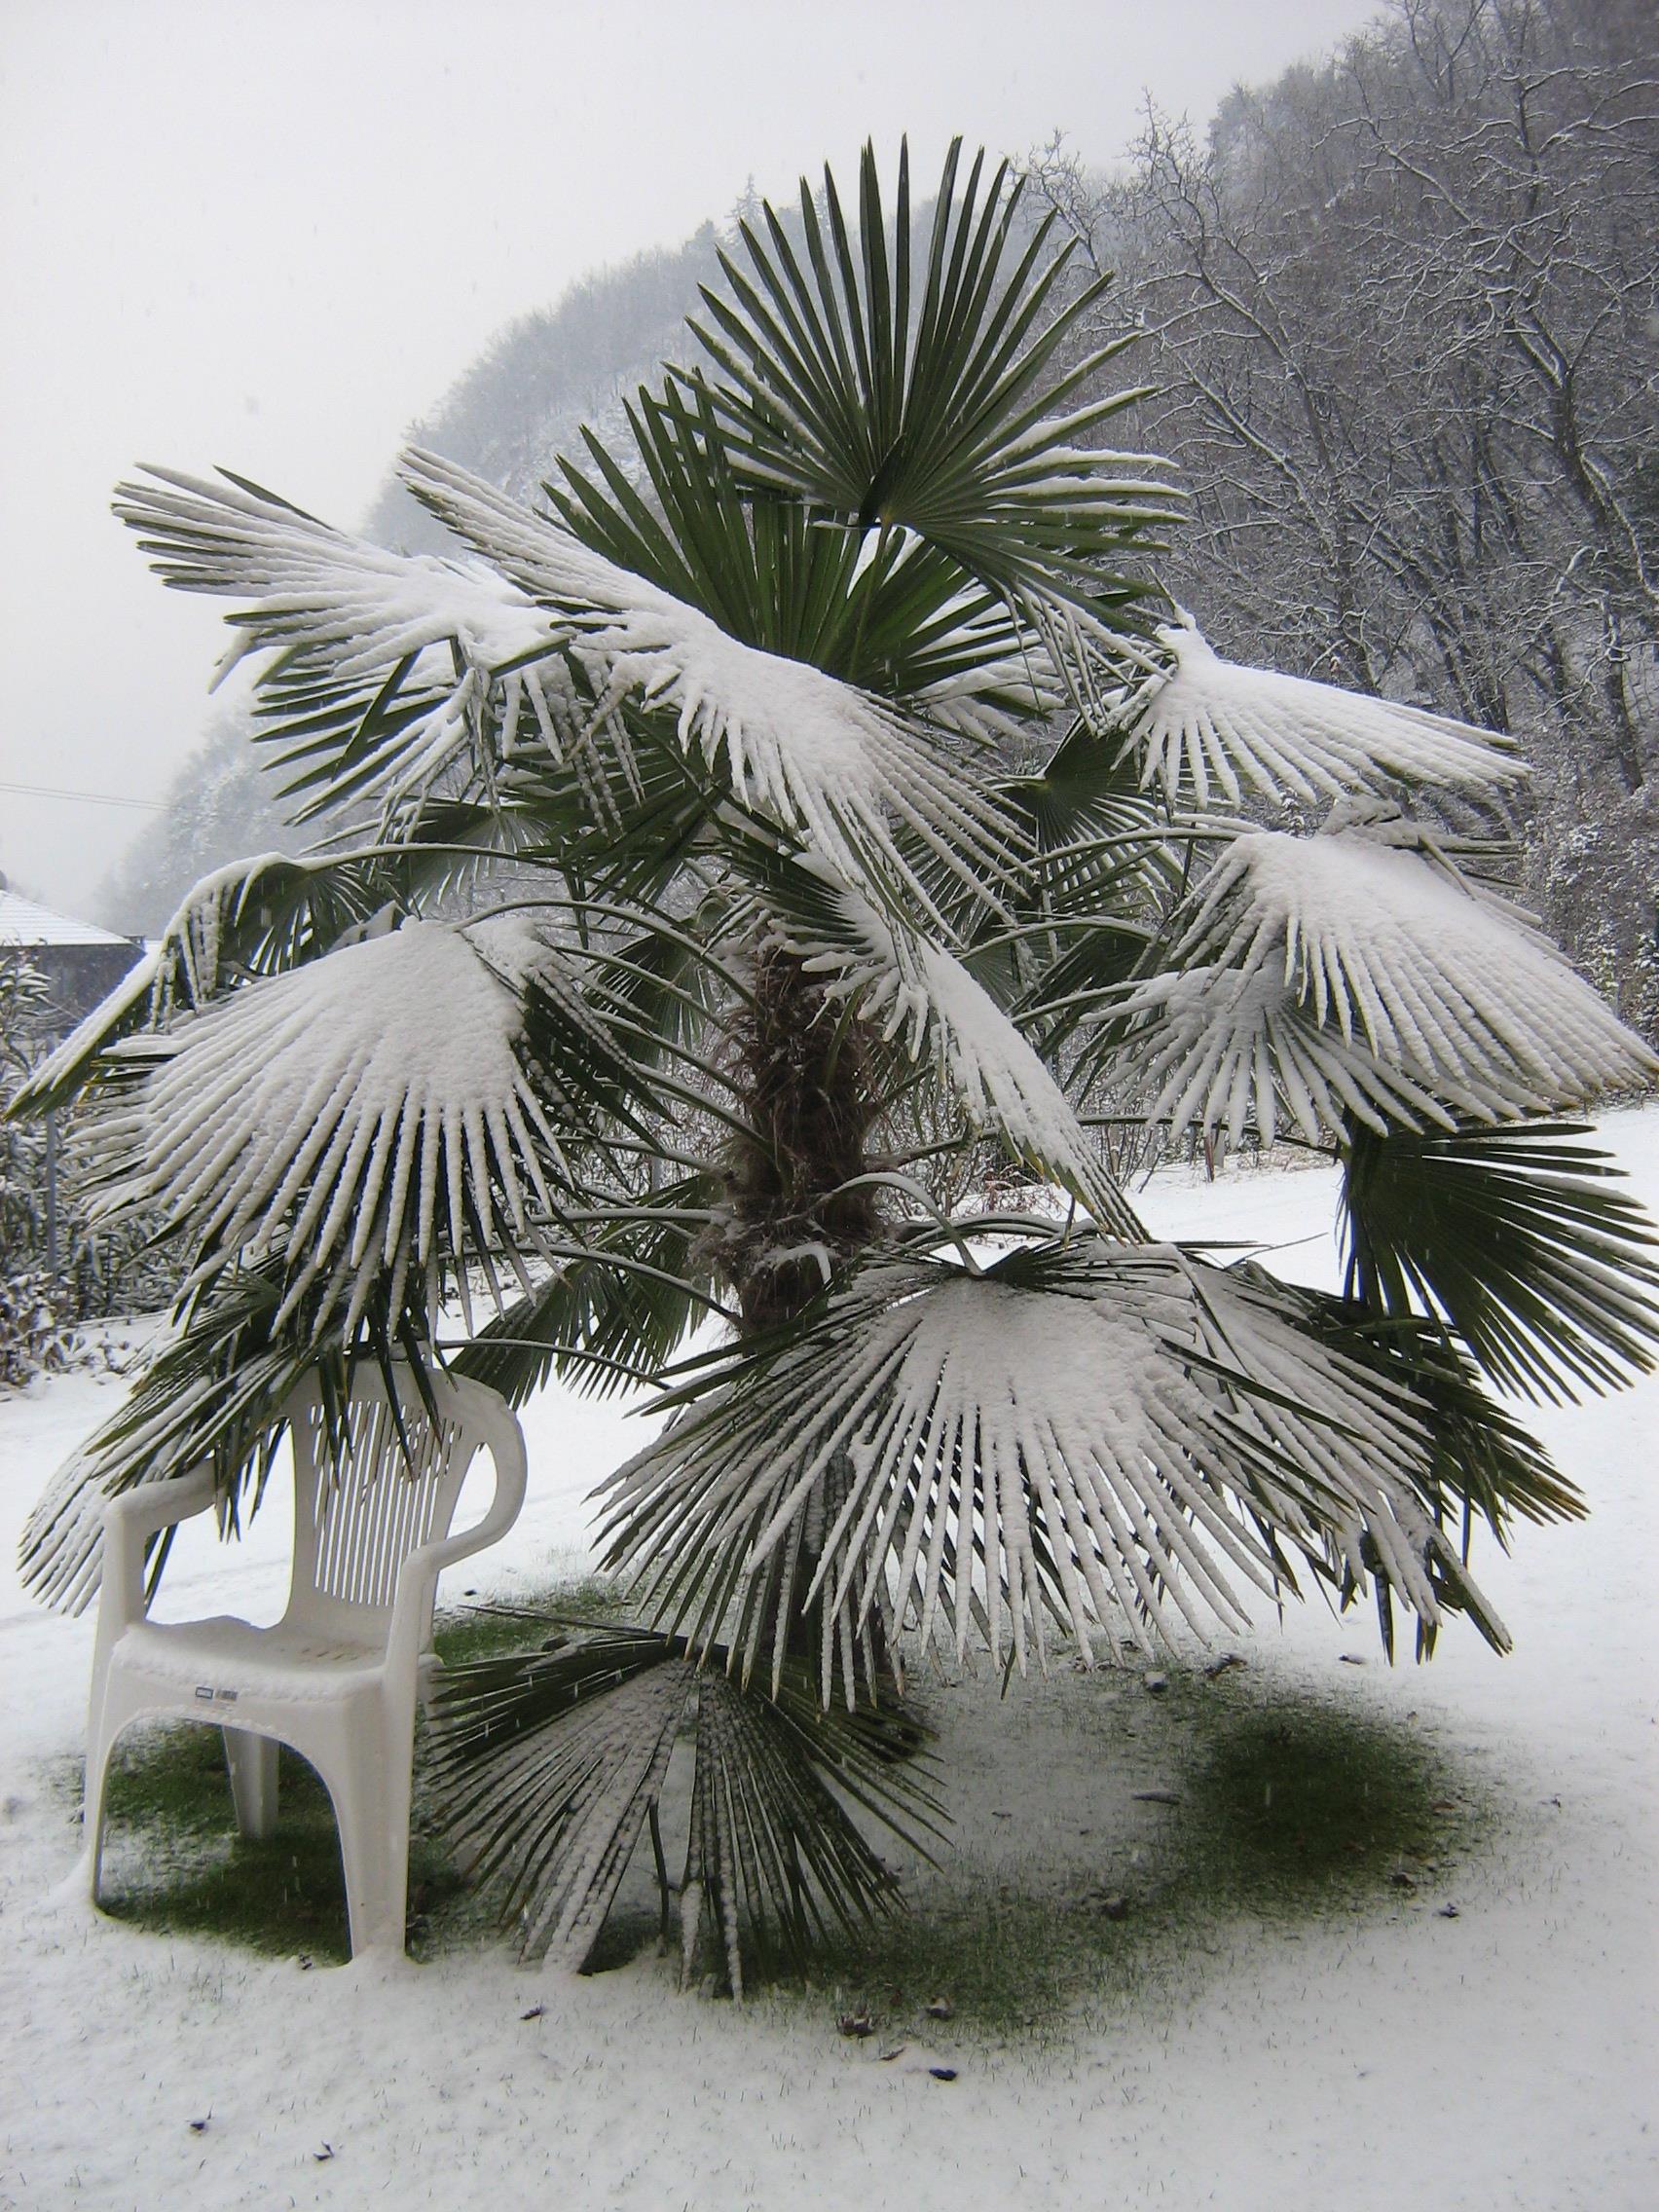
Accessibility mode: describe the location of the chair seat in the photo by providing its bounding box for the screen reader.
[116,1616,388,1704]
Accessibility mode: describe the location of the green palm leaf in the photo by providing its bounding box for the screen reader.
[1341,1122,1659,1401]
[550,376,1049,723]
[689,139,1178,647]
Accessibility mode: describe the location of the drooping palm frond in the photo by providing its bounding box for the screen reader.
[1308,1301,1584,1535]
[1272,1289,1582,1657]
[115,464,571,818]
[1112,821,1657,1139]
[1107,962,1459,1146]
[1122,621,1526,804]
[690,139,1177,648]
[601,1235,1505,1701]
[434,1627,693,1967]
[85,916,648,1337]
[8,831,521,1117]
[427,1618,940,1988]
[1341,1122,1659,1401]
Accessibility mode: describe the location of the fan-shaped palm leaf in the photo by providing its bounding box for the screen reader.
[690,140,1177,645]
[1114,823,1656,1138]
[1342,1122,1659,1401]
[88,916,640,1335]
[115,464,571,817]
[1123,621,1526,804]
[9,837,512,1117]
[602,1237,1503,1700]
[548,375,1057,728]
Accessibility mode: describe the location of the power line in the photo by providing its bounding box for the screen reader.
[0,778,164,812]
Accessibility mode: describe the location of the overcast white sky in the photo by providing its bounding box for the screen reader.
[1,0,1380,916]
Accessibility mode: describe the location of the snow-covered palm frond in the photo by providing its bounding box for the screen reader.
[1113,963,1461,1147]
[115,466,571,814]
[118,467,556,675]
[11,850,442,1116]
[772,865,1139,1235]
[401,450,1021,919]
[1124,623,1525,805]
[428,1620,939,1986]
[1116,822,1656,1140]
[602,1239,1503,1700]
[89,916,626,1334]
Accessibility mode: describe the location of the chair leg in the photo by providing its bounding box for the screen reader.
[83,1724,116,1905]
[224,1728,280,1840]
[314,1703,416,1957]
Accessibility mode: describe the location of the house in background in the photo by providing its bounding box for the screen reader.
[0,872,142,1037]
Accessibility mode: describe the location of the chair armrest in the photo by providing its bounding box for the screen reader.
[385,1391,528,1678]
[100,1465,218,1635]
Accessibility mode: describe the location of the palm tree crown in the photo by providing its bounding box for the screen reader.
[16,142,1658,1984]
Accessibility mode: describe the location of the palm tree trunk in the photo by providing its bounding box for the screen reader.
[723,939,881,1331]
[723,937,889,1673]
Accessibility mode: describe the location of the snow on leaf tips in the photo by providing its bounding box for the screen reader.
[1125,622,1525,804]
[602,1241,1503,1694]
[1119,820,1656,1141]
[90,918,583,1332]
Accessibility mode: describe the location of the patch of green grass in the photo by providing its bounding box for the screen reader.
[430,1575,633,1666]
[1171,1691,1485,1909]
[793,1667,1496,2046]
[88,1723,471,1965]
[79,1604,1499,2045]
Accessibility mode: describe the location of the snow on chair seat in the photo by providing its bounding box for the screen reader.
[82,1363,527,1958]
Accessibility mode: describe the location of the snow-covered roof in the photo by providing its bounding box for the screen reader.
[0,884,130,949]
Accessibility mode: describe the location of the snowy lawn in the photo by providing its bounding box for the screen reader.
[1,1114,1655,2211]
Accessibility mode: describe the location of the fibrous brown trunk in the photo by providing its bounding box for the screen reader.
[720,938,888,1676]
[722,940,881,1332]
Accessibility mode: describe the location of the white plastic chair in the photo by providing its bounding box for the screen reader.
[83,1364,527,1957]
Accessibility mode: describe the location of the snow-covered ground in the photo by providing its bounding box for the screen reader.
[2,1114,1655,2211]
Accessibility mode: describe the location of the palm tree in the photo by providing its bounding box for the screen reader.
[16,142,1659,1990]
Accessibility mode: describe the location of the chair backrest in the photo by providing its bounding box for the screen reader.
[281,1366,481,1647]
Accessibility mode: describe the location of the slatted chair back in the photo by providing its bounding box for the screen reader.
[283,1370,475,1647]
